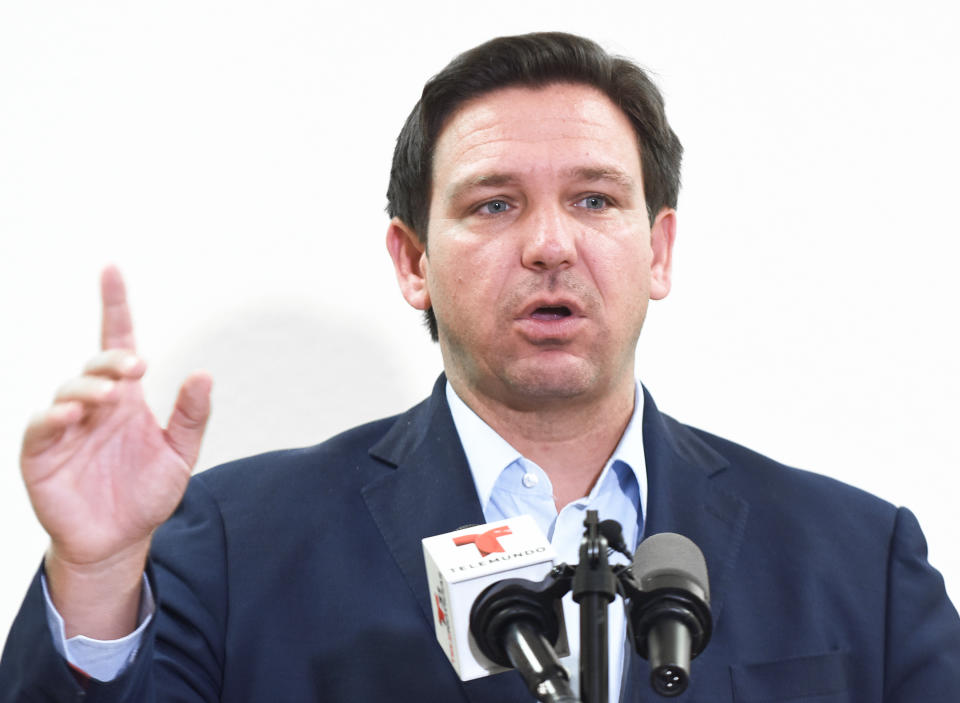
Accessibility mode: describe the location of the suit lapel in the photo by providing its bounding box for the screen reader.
[362,376,484,626]
[621,388,750,702]
[639,387,749,627]
[361,376,530,703]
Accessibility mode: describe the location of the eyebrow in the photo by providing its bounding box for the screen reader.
[445,173,521,204]
[566,166,638,190]
[445,166,638,205]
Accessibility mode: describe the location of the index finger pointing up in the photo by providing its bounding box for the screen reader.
[100,265,136,351]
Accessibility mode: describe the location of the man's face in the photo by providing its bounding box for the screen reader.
[388,83,675,412]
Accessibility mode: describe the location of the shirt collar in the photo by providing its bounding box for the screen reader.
[445,380,648,521]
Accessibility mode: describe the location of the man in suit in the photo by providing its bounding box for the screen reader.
[2,32,959,702]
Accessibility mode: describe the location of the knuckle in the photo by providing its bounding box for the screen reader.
[84,349,129,374]
[176,406,206,430]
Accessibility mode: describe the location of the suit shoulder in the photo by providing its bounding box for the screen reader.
[192,413,401,499]
[673,417,897,524]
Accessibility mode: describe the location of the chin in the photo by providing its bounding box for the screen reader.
[501,358,602,401]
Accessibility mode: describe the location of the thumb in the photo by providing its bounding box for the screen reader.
[164,371,213,468]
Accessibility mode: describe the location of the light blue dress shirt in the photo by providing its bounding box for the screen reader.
[446,381,647,703]
[46,380,648,698]
[42,574,153,681]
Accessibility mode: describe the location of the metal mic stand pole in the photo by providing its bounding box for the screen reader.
[573,511,618,703]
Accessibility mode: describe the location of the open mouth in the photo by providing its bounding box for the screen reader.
[530,306,572,321]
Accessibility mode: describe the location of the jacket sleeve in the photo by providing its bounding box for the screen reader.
[0,477,229,702]
[883,506,960,701]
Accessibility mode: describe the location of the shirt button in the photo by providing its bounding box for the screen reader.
[522,472,539,488]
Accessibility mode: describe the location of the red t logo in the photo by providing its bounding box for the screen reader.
[435,594,446,625]
[453,525,512,557]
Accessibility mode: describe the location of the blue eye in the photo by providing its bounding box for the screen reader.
[481,200,511,214]
[576,195,608,210]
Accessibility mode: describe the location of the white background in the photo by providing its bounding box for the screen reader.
[2,0,958,653]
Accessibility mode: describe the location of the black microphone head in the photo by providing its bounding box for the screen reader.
[598,519,630,556]
[629,533,713,697]
[631,532,709,604]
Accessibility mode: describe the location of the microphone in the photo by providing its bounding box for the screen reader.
[470,573,578,702]
[628,533,712,697]
[421,515,570,683]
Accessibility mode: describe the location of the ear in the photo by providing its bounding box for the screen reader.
[648,207,676,301]
[386,218,431,311]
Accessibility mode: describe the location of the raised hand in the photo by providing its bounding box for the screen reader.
[20,266,212,638]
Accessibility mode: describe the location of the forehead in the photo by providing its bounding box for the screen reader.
[431,83,643,197]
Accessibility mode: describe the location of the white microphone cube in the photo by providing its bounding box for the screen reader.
[422,515,565,681]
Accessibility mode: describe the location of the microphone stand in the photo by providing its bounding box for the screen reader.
[572,511,618,703]
[470,513,711,701]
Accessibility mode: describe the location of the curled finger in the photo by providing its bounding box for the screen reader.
[21,402,85,458]
[83,349,146,379]
[54,376,120,405]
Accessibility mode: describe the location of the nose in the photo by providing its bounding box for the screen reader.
[520,206,579,271]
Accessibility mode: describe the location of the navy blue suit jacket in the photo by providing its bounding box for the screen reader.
[3,377,959,701]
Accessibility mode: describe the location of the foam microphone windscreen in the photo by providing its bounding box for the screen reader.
[632,533,709,603]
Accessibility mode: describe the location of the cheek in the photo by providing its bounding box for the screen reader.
[427,241,511,322]
[586,234,652,294]
[438,234,512,286]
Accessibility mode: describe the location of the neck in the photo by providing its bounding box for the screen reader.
[448,376,636,510]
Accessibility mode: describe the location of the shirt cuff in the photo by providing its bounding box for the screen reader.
[41,572,155,682]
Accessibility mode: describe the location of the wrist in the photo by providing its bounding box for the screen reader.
[45,539,151,639]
